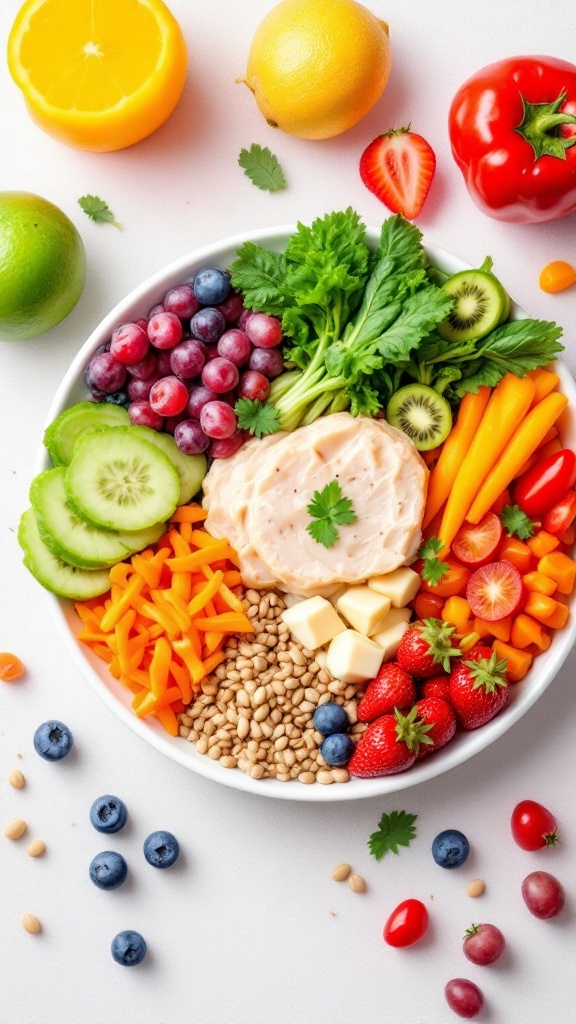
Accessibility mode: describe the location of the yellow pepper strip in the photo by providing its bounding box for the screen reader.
[115,609,137,675]
[170,505,208,523]
[171,571,192,602]
[149,637,172,699]
[155,705,179,736]
[202,650,226,675]
[204,631,223,654]
[169,659,192,704]
[195,613,255,633]
[179,521,193,543]
[167,529,191,558]
[109,561,134,587]
[127,669,151,690]
[92,643,113,663]
[133,690,157,717]
[166,541,234,571]
[172,637,206,684]
[100,574,145,632]
[120,676,144,696]
[132,553,162,589]
[188,571,224,617]
[147,622,166,641]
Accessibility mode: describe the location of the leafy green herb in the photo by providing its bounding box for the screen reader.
[417,536,449,585]
[238,144,287,192]
[235,399,280,439]
[306,480,357,549]
[500,504,536,540]
[369,810,418,861]
[78,195,121,228]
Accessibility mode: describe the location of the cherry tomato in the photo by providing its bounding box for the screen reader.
[414,592,445,619]
[542,490,576,536]
[514,450,576,517]
[466,561,523,621]
[421,563,470,598]
[383,898,429,947]
[511,799,559,850]
[453,513,503,567]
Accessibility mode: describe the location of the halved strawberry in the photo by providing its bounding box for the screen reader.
[360,126,436,220]
[452,513,503,568]
[466,560,523,621]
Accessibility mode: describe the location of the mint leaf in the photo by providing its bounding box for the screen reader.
[78,194,121,228]
[306,480,357,549]
[500,504,536,540]
[238,144,287,193]
[235,398,280,439]
[369,810,418,861]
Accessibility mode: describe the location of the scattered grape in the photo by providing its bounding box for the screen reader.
[128,400,163,430]
[149,376,189,417]
[86,352,126,394]
[174,419,210,454]
[169,340,206,379]
[201,357,239,394]
[200,401,238,439]
[162,284,200,319]
[110,322,149,365]
[249,347,284,379]
[521,871,565,919]
[237,370,270,402]
[217,329,251,367]
[445,979,484,1018]
[147,311,183,350]
[246,311,283,349]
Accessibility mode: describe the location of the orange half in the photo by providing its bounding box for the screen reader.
[7,0,188,151]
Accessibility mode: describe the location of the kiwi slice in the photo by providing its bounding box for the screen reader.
[438,259,510,343]
[18,508,111,600]
[387,384,452,451]
[44,402,130,466]
[65,428,180,532]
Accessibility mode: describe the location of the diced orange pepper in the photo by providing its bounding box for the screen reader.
[474,615,512,642]
[527,531,560,560]
[414,592,444,619]
[546,601,570,629]
[538,551,576,594]
[498,537,532,574]
[511,614,550,650]
[421,564,470,598]
[523,592,558,623]
[523,571,557,596]
[441,596,471,635]
[473,617,492,639]
[492,640,533,682]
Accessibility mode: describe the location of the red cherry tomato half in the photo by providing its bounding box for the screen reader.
[514,450,576,518]
[542,490,576,536]
[466,560,523,621]
[383,898,429,947]
[452,513,503,567]
[511,799,559,851]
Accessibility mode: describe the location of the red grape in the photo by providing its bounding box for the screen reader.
[218,292,245,322]
[163,284,200,319]
[149,376,189,417]
[445,979,484,1018]
[209,429,245,459]
[134,318,148,332]
[187,385,218,420]
[521,871,565,919]
[238,308,253,331]
[205,345,222,361]
[129,400,163,430]
[201,357,239,394]
[127,374,160,402]
[463,923,505,965]
[200,400,238,439]
[169,340,206,379]
[110,322,149,365]
[246,311,283,348]
[147,311,183,350]
[237,370,270,402]
[249,347,284,378]
[127,351,157,380]
[148,303,164,318]
[190,307,225,344]
[163,413,188,435]
[156,350,173,377]
[86,352,126,393]
[217,329,251,367]
[174,419,210,454]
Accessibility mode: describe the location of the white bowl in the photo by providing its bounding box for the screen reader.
[37,225,576,801]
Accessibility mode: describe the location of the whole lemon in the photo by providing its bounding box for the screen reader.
[0,192,86,342]
[244,0,392,140]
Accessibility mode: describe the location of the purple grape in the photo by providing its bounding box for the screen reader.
[237,370,270,402]
[127,351,157,380]
[190,307,225,344]
[148,303,164,319]
[237,309,253,331]
[127,374,160,402]
[209,430,245,459]
[162,284,201,320]
[187,385,218,419]
[246,312,283,349]
[217,329,251,367]
[169,340,206,379]
[86,352,126,394]
[148,311,183,350]
[249,347,284,379]
[129,400,163,430]
[445,979,483,1018]
[218,292,245,322]
[156,350,173,377]
[201,357,239,394]
[174,419,210,454]
[200,400,238,439]
[522,871,565,919]
[164,413,188,436]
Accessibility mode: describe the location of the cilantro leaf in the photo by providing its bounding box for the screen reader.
[78,195,121,228]
[306,480,357,549]
[238,144,287,193]
[500,504,536,540]
[417,537,443,558]
[235,398,280,439]
[368,810,418,861]
[417,536,449,585]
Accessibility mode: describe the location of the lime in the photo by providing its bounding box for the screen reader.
[0,192,86,342]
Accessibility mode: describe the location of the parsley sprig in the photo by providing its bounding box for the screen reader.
[417,536,449,585]
[499,504,535,540]
[78,195,121,228]
[306,480,357,549]
[238,144,287,193]
[235,398,280,439]
[369,810,418,861]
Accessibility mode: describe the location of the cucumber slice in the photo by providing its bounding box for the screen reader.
[44,402,130,466]
[18,509,111,600]
[31,468,165,569]
[125,425,207,505]
[65,428,180,531]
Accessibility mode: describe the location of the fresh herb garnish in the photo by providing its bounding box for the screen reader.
[78,195,121,228]
[235,398,280,438]
[238,144,287,193]
[417,536,449,585]
[500,503,536,540]
[369,810,418,861]
[306,480,357,549]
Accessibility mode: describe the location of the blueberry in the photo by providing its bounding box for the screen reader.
[193,268,230,306]
[89,851,128,890]
[89,795,128,834]
[432,829,470,869]
[143,830,180,869]
[190,307,226,344]
[111,930,147,967]
[104,390,130,408]
[320,733,355,767]
[33,720,73,761]
[313,702,349,736]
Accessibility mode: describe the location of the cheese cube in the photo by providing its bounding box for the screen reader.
[326,629,385,684]
[368,567,420,607]
[336,586,391,636]
[371,607,412,661]
[327,584,347,607]
[280,596,346,651]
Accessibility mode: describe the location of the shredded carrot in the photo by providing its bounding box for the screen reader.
[170,505,208,523]
[166,541,235,571]
[195,612,254,632]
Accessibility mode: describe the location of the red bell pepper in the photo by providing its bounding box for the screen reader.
[449,56,576,223]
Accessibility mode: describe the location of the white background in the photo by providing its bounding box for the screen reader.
[1,1,576,1021]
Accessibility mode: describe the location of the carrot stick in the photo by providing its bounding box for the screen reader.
[170,506,208,523]
[188,571,224,617]
[423,388,491,529]
[438,374,536,552]
[467,391,569,523]
[100,575,145,632]
[528,368,559,406]
[166,542,233,571]
[149,637,172,699]
[195,613,254,633]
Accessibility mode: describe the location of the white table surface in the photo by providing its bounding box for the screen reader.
[1,1,575,1021]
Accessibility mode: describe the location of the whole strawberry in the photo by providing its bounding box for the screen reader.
[449,646,510,730]
[413,697,456,759]
[358,663,416,723]
[420,676,451,703]
[348,706,434,778]
[397,618,461,678]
